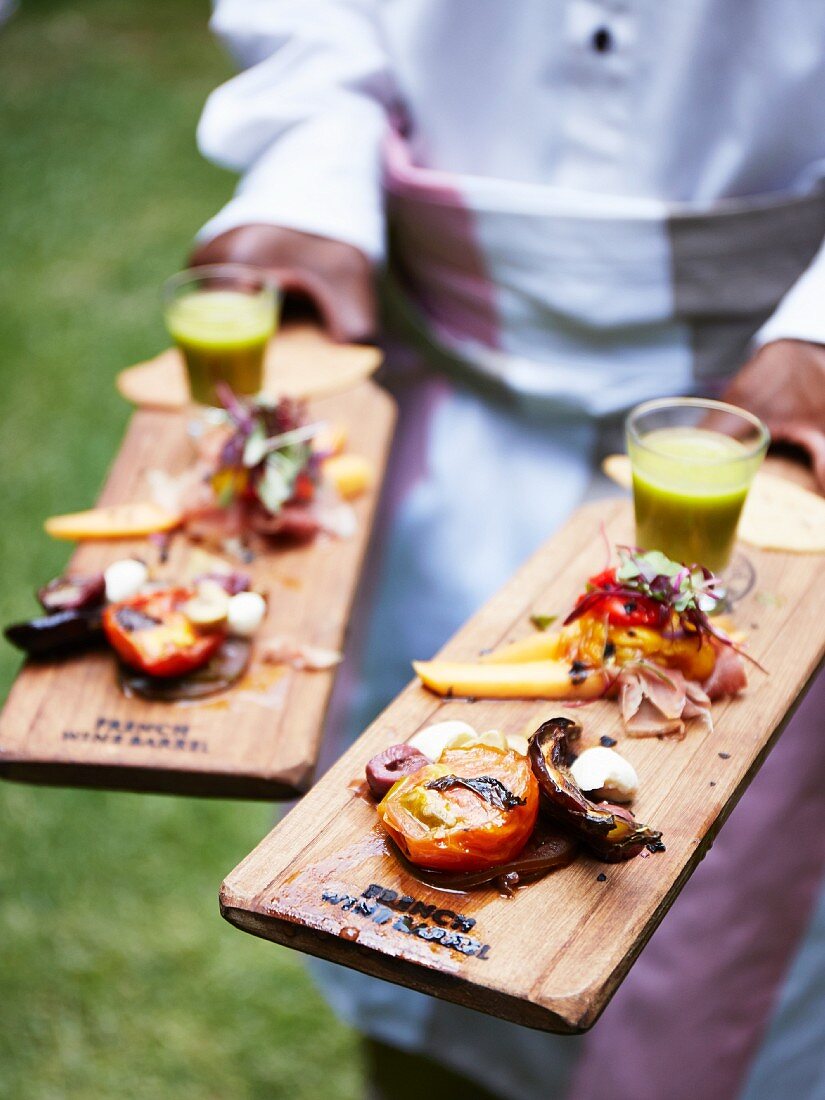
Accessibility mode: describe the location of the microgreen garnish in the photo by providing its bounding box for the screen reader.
[565,546,765,671]
[530,614,558,632]
[210,388,320,517]
[567,547,725,631]
[613,547,726,616]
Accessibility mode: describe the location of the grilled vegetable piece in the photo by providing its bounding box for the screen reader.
[37,573,105,613]
[412,658,610,700]
[403,822,578,892]
[377,744,539,873]
[103,587,225,678]
[482,616,716,683]
[365,744,430,800]
[118,637,251,701]
[4,608,104,658]
[527,717,661,862]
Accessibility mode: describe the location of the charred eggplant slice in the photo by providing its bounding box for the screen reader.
[403,822,579,893]
[528,717,661,862]
[118,637,251,701]
[4,608,104,658]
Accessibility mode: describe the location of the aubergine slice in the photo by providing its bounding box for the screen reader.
[400,822,579,893]
[118,637,251,702]
[4,608,104,658]
[528,717,661,862]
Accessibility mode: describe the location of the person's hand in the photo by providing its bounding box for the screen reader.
[189,224,377,343]
[722,338,825,491]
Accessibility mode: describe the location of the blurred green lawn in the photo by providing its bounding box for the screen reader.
[0,3,364,1096]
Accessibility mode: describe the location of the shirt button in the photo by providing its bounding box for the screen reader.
[592,26,612,52]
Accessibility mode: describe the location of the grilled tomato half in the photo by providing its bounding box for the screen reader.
[377,744,539,872]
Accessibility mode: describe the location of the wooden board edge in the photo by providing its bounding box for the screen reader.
[115,329,385,411]
[216,621,825,1030]
[218,890,584,1036]
[0,384,397,799]
[546,645,825,1030]
[0,754,308,801]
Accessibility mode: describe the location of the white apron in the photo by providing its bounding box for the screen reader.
[306,164,825,1100]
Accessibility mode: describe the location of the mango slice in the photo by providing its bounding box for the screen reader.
[412,659,610,701]
[45,501,182,541]
[481,633,564,664]
[323,454,374,500]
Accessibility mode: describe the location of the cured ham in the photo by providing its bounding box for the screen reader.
[618,662,714,739]
[702,639,748,701]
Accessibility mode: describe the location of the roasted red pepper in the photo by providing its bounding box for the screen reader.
[102,587,225,678]
[290,470,316,504]
[570,568,665,629]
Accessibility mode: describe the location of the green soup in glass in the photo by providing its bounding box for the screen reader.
[163,266,278,407]
[626,400,769,572]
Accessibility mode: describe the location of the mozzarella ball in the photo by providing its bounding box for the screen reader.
[407,720,478,762]
[104,558,148,603]
[569,746,639,803]
[445,727,509,753]
[226,591,267,637]
[505,733,530,757]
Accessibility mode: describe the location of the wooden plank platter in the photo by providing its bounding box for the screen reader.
[117,323,382,410]
[0,381,395,799]
[219,494,825,1032]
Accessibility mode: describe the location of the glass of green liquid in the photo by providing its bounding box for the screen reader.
[626,397,769,572]
[163,264,279,407]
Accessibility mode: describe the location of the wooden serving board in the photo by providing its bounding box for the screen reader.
[0,382,395,799]
[219,498,825,1032]
[117,323,382,410]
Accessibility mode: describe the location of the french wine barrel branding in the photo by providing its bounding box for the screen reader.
[320,883,490,959]
[61,715,208,754]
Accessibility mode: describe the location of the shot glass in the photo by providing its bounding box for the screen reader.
[163,264,279,408]
[625,397,769,572]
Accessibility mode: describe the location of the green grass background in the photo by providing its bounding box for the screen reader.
[0,3,364,1096]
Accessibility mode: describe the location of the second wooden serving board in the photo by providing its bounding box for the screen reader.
[0,382,395,799]
[219,496,825,1032]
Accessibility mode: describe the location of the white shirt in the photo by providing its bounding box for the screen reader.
[197,0,825,406]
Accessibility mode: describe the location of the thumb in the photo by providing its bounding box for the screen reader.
[270,267,377,344]
[768,421,825,494]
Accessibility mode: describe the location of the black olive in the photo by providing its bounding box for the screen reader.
[365,744,430,800]
[38,573,105,613]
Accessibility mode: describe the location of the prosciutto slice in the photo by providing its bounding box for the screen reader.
[618,663,713,739]
[260,635,342,671]
[702,639,748,700]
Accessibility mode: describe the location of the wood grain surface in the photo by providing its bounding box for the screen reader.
[0,382,395,798]
[219,493,825,1032]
